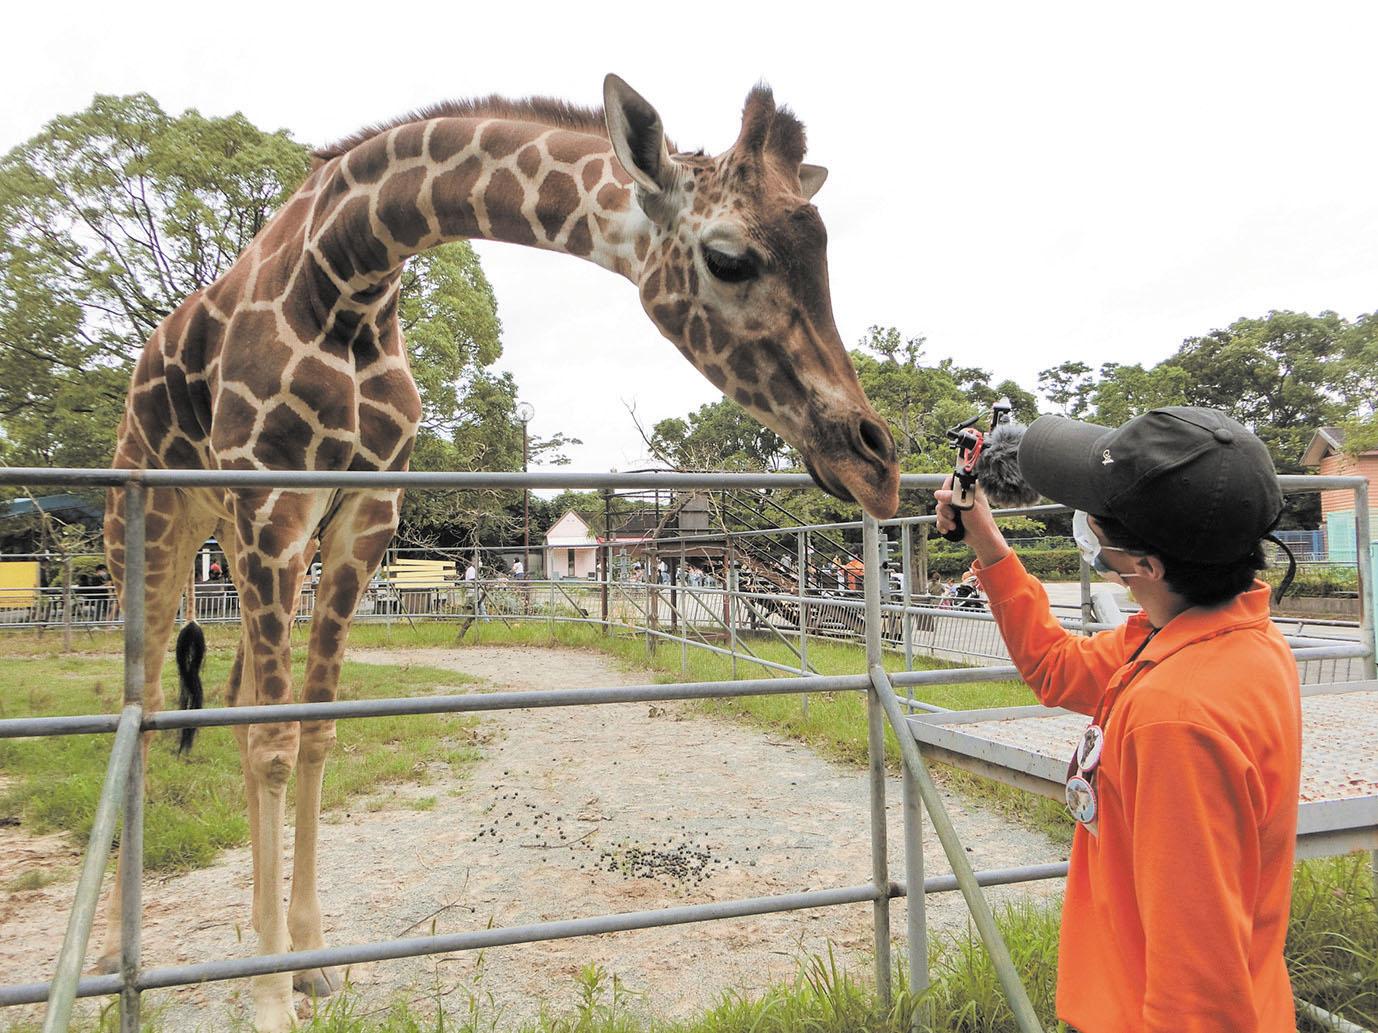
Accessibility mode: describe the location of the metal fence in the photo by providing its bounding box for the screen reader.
[0,467,1374,1033]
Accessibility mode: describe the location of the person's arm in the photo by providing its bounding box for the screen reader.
[935,481,1127,714]
[1120,720,1261,1033]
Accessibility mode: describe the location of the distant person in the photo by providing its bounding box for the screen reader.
[208,561,223,582]
[843,555,865,593]
[512,558,524,579]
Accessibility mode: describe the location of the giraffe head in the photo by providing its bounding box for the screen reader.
[604,75,900,519]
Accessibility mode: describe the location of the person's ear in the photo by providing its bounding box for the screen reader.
[1137,554,1168,583]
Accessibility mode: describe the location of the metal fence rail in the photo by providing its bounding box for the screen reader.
[1,467,1374,1033]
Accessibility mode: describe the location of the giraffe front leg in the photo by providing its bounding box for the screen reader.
[288,718,340,998]
[235,516,315,1033]
[287,494,398,999]
[248,721,298,1032]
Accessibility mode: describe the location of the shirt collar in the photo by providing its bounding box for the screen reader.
[1129,579,1273,666]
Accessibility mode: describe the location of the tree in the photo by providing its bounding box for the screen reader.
[0,94,310,466]
[1167,311,1348,463]
[647,399,788,472]
[1037,360,1095,418]
[1091,362,1190,426]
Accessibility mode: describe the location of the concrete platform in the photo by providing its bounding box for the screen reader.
[907,681,1378,859]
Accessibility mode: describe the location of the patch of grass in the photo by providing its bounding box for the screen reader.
[408,795,438,811]
[1288,852,1377,1027]
[4,867,65,892]
[0,651,481,872]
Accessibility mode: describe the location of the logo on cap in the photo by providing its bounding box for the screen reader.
[1101,449,1114,465]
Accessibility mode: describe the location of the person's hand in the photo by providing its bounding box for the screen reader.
[934,476,1011,568]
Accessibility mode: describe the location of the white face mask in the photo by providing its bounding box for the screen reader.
[1072,510,1141,586]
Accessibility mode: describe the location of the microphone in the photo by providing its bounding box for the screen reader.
[976,420,1040,508]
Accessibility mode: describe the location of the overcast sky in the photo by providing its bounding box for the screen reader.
[5,1,1375,477]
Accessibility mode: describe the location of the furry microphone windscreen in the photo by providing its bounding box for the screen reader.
[977,422,1042,508]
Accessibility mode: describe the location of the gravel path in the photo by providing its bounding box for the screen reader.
[2,645,1063,1030]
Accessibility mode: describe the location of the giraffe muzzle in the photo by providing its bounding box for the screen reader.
[802,416,900,520]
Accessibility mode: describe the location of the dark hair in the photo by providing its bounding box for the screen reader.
[1093,514,1267,608]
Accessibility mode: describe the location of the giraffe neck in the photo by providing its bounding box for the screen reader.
[312,117,649,291]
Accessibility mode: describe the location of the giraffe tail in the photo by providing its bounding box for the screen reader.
[174,620,206,754]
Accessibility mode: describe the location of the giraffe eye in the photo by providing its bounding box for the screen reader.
[702,246,758,284]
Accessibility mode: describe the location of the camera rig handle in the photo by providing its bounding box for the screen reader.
[939,397,1011,543]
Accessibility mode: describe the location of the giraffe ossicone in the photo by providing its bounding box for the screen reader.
[99,75,898,1032]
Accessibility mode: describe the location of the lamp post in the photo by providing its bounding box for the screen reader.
[515,401,535,579]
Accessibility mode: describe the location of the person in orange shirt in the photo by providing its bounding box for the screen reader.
[935,406,1302,1033]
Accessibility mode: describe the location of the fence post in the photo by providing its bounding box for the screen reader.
[726,537,738,681]
[1355,483,1376,680]
[62,556,74,653]
[797,530,809,717]
[862,515,892,1007]
[900,523,914,676]
[1079,558,1092,633]
[119,481,146,1033]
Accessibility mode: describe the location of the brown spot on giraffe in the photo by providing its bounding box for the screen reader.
[536,170,578,240]
[377,166,430,249]
[484,168,537,246]
[581,158,604,191]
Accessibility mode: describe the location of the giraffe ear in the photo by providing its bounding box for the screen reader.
[603,74,677,199]
[799,164,828,200]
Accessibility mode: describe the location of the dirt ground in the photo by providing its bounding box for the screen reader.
[1,646,1063,1030]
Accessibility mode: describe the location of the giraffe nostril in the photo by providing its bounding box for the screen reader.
[857,418,895,465]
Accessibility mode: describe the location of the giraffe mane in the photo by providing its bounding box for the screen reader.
[311,96,612,163]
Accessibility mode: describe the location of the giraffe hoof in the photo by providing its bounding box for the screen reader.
[292,965,341,997]
[90,952,120,975]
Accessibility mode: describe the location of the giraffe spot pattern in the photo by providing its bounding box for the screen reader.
[431,157,484,239]
[485,167,537,246]
[536,170,578,240]
[378,166,431,249]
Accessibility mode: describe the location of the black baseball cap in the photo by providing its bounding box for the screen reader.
[1017,407,1282,563]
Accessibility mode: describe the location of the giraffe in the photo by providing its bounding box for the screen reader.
[97,75,899,1031]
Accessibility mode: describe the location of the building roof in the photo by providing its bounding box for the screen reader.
[0,493,104,523]
[1300,427,1351,467]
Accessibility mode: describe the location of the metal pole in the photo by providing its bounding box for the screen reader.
[900,523,914,674]
[1359,487,1378,900]
[600,490,611,636]
[901,756,928,1028]
[679,541,688,676]
[726,536,738,681]
[861,515,892,1007]
[869,665,1045,1033]
[41,708,141,1033]
[119,482,146,1033]
[1354,483,1375,679]
[61,556,73,653]
[797,530,809,717]
[1079,558,1092,633]
[522,422,530,580]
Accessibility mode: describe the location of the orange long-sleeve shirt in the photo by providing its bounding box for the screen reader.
[975,551,1302,1033]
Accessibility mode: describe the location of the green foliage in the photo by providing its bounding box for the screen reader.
[1090,362,1191,426]
[1037,360,1094,419]
[0,93,309,467]
[1262,565,1358,598]
[927,545,1082,580]
[1169,310,1351,465]
[650,400,788,472]
[0,653,480,871]
[1287,853,1377,1026]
